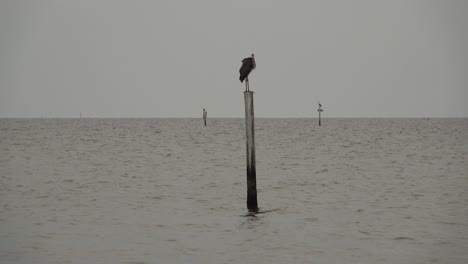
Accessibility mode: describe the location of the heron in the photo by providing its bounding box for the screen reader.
[239,54,256,91]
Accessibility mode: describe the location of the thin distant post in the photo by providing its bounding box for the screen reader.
[244,88,258,212]
[317,101,323,126]
[203,109,207,126]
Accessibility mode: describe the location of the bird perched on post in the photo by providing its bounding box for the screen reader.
[239,54,256,91]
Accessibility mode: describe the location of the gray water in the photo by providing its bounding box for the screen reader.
[1,118,467,264]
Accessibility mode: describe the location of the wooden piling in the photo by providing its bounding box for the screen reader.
[319,110,321,126]
[317,103,323,126]
[244,91,258,212]
[203,109,207,127]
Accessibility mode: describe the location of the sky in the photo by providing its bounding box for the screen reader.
[1,0,467,118]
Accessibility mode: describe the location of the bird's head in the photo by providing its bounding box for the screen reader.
[251,54,255,58]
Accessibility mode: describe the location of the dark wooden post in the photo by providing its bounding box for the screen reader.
[203,109,207,126]
[317,102,323,126]
[244,90,258,212]
[319,110,321,126]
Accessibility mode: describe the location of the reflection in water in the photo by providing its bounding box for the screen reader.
[239,213,264,230]
[239,209,280,229]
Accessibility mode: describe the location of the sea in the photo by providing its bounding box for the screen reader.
[0,118,467,264]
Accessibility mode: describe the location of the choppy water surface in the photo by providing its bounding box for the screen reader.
[1,118,467,264]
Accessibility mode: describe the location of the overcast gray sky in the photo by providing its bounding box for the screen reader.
[1,0,467,118]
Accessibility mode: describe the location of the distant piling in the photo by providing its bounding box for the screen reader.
[317,102,323,126]
[203,109,207,127]
[319,110,321,126]
[244,91,258,212]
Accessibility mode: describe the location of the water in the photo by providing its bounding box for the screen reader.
[1,118,467,264]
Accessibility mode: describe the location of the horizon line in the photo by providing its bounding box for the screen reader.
[1,116,467,119]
